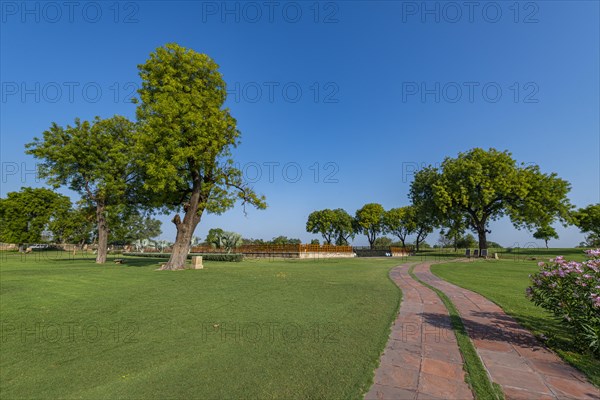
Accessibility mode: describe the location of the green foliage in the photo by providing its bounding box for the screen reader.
[25,115,141,262]
[270,236,302,245]
[206,228,225,246]
[533,225,559,249]
[414,241,431,249]
[574,204,600,246]
[527,251,600,356]
[410,148,572,250]
[134,43,266,217]
[50,205,95,245]
[383,207,415,247]
[456,234,478,249]
[306,209,337,244]
[372,237,393,247]
[134,43,265,269]
[354,203,385,248]
[306,208,354,245]
[332,209,355,245]
[575,204,600,234]
[242,238,266,245]
[0,187,71,244]
[310,239,320,245]
[221,232,242,253]
[108,209,162,245]
[205,229,242,252]
[26,116,140,205]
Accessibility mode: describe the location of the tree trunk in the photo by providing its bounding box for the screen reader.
[545,239,549,249]
[96,201,108,264]
[161,186,204,270]
[477,228,487,255]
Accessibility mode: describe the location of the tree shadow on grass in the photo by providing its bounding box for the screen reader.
[422,309,595,359]
[421,311,545,350]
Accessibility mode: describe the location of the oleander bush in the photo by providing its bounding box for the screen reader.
[527,249,600,355]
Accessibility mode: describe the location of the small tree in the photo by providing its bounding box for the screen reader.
[306,208,354,245]
[354,203,385,249]
[413,206,434,252]
[533,226,559,249]
[220,231,242,253]
[108,209,162,245]
[574,204,600,247]
[456,234,478,249]
[383,207,415,247]
[333,209,355,245]
[306,209,336,244]
[206,228,225,248]
[50,205,95,248]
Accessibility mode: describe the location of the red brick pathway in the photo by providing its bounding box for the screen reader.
[365,264,474,400]
[414,262,600,400]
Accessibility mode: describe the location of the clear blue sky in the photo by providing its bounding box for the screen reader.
[1,1,599,247]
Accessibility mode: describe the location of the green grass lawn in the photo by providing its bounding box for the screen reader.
[0,253,402,399]
[431,257,600,387]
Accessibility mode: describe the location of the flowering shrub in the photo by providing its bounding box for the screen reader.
[527,249,600,355]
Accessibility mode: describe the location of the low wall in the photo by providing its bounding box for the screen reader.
[298,252,356,259]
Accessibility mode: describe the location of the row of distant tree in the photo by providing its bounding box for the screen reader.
[0,187,162,251]
[305,148,600,251]
[305,204,504,251]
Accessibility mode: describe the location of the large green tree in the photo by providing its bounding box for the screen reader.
[306,208,354,245]
[354,203,385,249]
[574,204,600,246]
[410,148,572,252]
[383,207,415,248]
[134,43,266,270]
[306,209,337,244]
[26,116,140,263]
[0,187,71,249]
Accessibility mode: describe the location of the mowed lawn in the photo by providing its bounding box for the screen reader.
[0,253,402,399]
[431,255,600,387]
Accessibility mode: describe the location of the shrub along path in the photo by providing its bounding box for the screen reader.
[413,262,599,400]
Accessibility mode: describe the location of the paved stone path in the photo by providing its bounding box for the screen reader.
[365,264,474,400]
[413,262,600,400]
